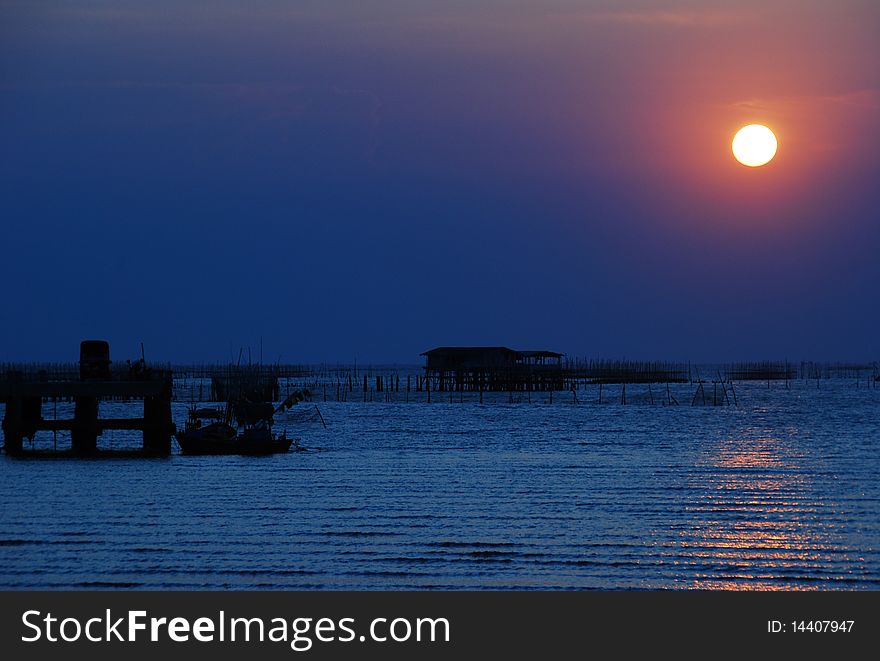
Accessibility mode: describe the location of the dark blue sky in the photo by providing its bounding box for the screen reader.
[2,1,879,363]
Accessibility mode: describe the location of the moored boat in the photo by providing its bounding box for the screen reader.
[175,404,294,455]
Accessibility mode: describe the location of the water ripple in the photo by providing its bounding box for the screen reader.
[1,381,879,589]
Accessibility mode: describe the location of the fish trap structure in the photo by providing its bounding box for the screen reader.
[725,361,796,381]
[0,341,175,456]
[418,348,693,393]
[209,365,280,403]
[572,359,690,384]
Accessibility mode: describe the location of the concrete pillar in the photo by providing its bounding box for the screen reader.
[143,395,173,455]
[71,396,99,454]
[1,396,24,454]
[21,396,42,440]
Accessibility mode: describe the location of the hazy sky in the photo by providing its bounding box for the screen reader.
[1,1,878,363]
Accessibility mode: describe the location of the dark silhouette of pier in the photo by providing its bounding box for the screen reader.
[0,341,174,456]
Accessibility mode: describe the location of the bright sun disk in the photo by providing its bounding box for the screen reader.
[732,124,778,167]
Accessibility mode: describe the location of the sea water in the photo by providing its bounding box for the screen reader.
[1,380,878,589]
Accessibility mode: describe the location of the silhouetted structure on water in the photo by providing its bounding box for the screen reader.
[0,341,174,456]
[418,348,690,392]
[210,366,279,402]
[421,347,565,391]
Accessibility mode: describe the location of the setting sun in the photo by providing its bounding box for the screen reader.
[732,124,778,167]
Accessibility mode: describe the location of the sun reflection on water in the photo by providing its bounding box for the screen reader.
[680,435,851,590]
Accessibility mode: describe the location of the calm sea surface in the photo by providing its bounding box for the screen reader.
[1,380,879,589]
